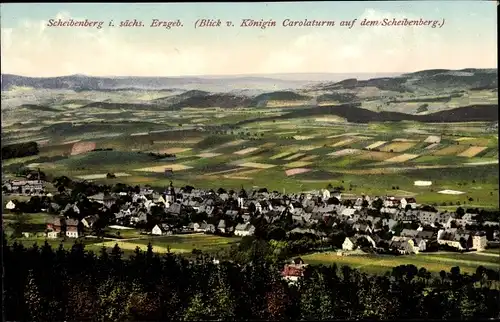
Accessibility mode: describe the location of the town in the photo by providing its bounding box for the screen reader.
[4,168,499,264]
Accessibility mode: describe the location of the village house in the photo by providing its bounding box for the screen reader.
[391,236,426,253]
[437,229,473,251]
[400,197,417,209]
[282,258,308,283]
[3,178,45,195]
[66,219,80,238]
[234,223,256,237]
[342,234,378,251]
[204,224,216,234]
[46,216,63,239]
[5,200,16,210]
[473,233,488,251]
[82,215,99,229]
[389,239,419,254]
[152,224,173,236]
[88,193,116,208]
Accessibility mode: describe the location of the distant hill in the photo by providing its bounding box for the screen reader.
[235,103,498,125]
[0,74,307,92]
[311,68,497,92]
[170,93,252,109]
[249,91,312,107]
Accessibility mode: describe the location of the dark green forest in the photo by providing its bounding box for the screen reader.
[2,141,39,160]
[3,237,500,321]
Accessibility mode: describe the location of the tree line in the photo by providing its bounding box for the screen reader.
[2,141,39,160]
[3,237,500,321]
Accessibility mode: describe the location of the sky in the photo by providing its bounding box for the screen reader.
[0,1,497,77]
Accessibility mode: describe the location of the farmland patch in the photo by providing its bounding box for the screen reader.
[384,154,420,163]
[327,149,362,157]
[379,142,417,153]
[238,162,276,169]
[285,168,312,176]
[77,173,131,180]
[365,141,387,150]
[424,135,441,143]
[356,151,398,161]
[284,161,313,168]
[197,152,223,158]
[135,164,193,172]
[457,146,488,158]
[234,147,260,155]
[284,153,306,161]
[433,145,470,156]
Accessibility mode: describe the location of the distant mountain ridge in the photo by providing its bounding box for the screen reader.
[0,74,309,91]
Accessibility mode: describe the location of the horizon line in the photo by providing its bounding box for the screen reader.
[1,67,497,79]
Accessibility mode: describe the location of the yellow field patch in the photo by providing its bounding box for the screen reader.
[284,153,306,161]
[197,152,222,158]
[285,161,313,168]
[238,162,276,169]
[433,145,469,156]
[379,142,416,152]
[328,149,362,157]
[298,146,321,151]
[135,164,193,172]
[227,169,261,176]
[293,135,315,140]
[392,138,419,142]
[300,155,318,161]
[365,141,387,150]
[384,154,419,163]
[159,147,192,154]
[327,133,360,138]
[356,151,398,161]
[234,147,260,155]
[454,137,475,142]
[457,146,488,157]
[285,168,312,176]
[270,151,295,160]
[331,138,356,147]
[424,135,441,143]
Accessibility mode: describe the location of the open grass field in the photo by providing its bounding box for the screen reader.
[301,251,500,275]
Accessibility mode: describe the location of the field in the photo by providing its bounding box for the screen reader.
[301,251,500,275]
[1,85,498,210]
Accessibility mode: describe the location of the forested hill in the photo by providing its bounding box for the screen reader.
[4,239,500,321]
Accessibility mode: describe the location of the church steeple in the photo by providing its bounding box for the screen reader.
[165,181,176,203]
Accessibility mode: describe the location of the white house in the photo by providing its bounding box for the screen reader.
[5,200,16,210]
[47,231,59,239]
[342,237,356,251]
[152,224,163,236]
[400,198,417,210]
[473,235,488,251]
[234,223,256,237]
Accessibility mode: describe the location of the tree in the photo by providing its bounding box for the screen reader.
[456,207,465,218]
[24,270,44,321]
[372,198,383,210]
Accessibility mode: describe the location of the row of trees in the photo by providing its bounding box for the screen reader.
[2,141,39,159]
[4,237,500,321]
